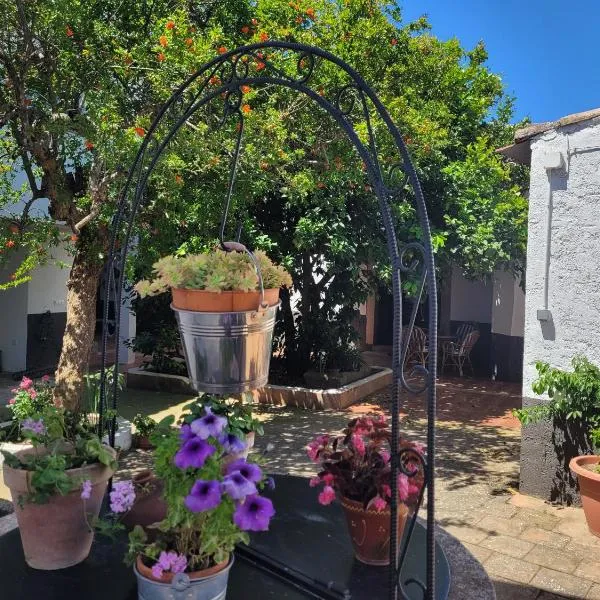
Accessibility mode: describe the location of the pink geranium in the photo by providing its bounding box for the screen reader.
[19,377,33,390]
[318,485,336,505]
[368,495,387,512]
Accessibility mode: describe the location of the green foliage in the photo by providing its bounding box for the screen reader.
[132,414,158,438]
[514,357,600,447]
[83,366,124,416]
[134,249,292,296]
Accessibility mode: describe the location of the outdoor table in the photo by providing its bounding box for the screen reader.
[0,475,451,599]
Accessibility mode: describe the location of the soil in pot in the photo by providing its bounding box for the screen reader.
[172,288,280,312]
[2,446,117,570]
[340,496,409,565]
[570,455,600,537]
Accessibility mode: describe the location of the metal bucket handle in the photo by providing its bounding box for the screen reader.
[221,240,267,312]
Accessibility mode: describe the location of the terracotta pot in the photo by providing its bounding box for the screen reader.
[570,455,600,537]
[2,445,116,570]
[122,470,167,530]
[172,288,279,312]
[136,555,230,584]
[340,496,409,565]
[135,435,154,450]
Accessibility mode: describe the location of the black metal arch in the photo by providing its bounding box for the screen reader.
[100,41,438,600]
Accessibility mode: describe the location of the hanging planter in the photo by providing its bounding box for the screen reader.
[135,242,292,394]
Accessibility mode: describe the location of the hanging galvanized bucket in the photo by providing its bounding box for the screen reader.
[134,556,233,600]
[172,241,279,394]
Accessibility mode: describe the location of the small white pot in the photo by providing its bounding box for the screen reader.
[102,417,132,452]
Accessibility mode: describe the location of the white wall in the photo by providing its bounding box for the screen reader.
[0,252,28,371]
[450,266,493,323]
[492,271,525,337]
[522,117,600,396]
[27,243,72,315]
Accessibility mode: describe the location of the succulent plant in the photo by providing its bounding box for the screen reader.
[134,249,292,297]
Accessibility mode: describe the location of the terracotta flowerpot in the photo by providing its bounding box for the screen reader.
[570,455,600,537]
[136,555,230,584]
[122,470,167,531]
[340,496,409,565]
[2,445,117,570]
[135,435,154,450]
[172,288,279,312]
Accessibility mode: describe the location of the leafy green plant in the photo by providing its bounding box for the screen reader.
[126,327,187,376]
[134,249,292,297]
[126,400,273,576]
[132,414,158,438]
[514,356,600,449]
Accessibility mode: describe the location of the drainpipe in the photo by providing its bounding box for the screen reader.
[537,151,565,322]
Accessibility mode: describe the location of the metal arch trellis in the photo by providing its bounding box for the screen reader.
[99,41,438,600]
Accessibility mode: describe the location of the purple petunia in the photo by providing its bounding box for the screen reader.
[190,407,227,440]
[179,423,195,443]
[109,480,136,513]
[224,458,262,483]
[184,479,222,513]
[221,472,257,500]
[81,479,92,500]
[21,418,46,436]
[174,437,216,470]
[219,432,247,455]
[233,494,275,531]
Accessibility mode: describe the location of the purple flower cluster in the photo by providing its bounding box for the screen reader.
[81,479,92,500]
[218,432,246,454]
[21,418,46,436]
[109,480,135,513]
[151,550,187,580]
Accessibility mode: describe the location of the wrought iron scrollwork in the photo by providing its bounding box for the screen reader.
[100,41,438,600]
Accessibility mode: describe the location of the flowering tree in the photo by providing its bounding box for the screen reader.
[1,0,526,405]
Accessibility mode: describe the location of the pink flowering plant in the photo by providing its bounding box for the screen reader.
[307,416,425,512]
[126,398,275,579]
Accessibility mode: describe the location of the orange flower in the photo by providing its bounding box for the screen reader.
[259,161,269,170]
[159,35,168,48]
[295,16,304,24]
[185,37,193,47]
[318,87,325,96]
[306,7,316,19]
[9,224,18,234]
[209,75,221,85]
[175,174,183,185]
[157,52,166,62]
[241,25,250,34]
[84,140,94,150]
[23,98,32,107]
[241,104,252,114]
[259,32,269,42]
[241,85,251,94]
[390,38,397,46]
[134,127,146,137]
[66,25,74,38]
[70,234,78,242]
[6,240,15,248]
[256,61,266,71]
[252,18,258,25]
[316,181,325,189]
[218,46,227,54]
[9,274,16,280]
[166,20,175,30]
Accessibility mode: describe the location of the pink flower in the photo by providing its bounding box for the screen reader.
[382,484,391,498]
[318,485,336,506]
[151,564,163,579]
[398,473,409,501]
[19,377,33,390]
[322,473,334,486]
[412,442,425,455]
[27,388,37,399]
[408,482,421,498]
[380,450,391,464]
[8,397,16,405]
[41,375,50,382]
[369,495,387,512]
[306,445,319,462]
[351,434,365,456]
[309,477,321,487]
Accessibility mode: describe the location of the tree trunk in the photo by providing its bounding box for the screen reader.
[53,247,103,412]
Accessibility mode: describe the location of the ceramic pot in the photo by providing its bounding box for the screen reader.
[172,288,279,312]
[122,470,167,530]
[134,555,233,600]
[340,496,409,565]
[570,455,600,537]
[2,445,116,569]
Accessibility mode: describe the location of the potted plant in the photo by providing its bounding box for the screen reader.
[1,400,117,569]
[307,416,424,565]
[125,399,275,599]
[132,414,158,450]
[134,246,292,394]
[515,356,600,535]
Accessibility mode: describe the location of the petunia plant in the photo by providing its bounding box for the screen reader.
[307,416,425,513]
[126,399,275,577]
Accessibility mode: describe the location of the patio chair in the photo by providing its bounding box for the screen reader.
[454,322,476,346]
[402,325,429,367]
[441,330,480,376]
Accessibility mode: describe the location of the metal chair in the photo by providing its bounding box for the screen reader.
[402,325,429,367]
[441,330,480,376]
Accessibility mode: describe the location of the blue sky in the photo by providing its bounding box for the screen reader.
[400,0,600,124]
